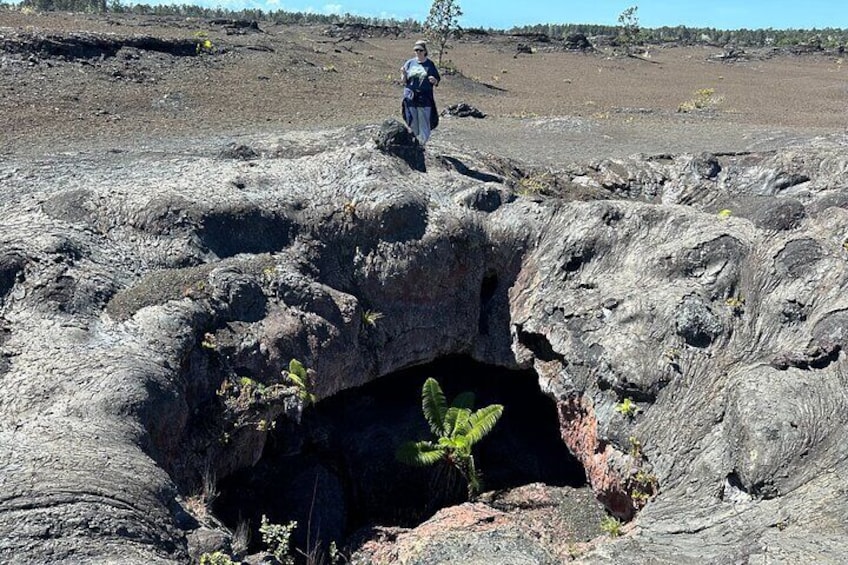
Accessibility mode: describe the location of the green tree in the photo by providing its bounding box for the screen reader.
[397,377,503,498]
[424,0,463,66]
[24,0,106,12]
[617,5,640,51]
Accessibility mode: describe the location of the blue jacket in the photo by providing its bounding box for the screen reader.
[403,57,441,107]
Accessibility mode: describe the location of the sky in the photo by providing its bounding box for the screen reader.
[186,0,848,31]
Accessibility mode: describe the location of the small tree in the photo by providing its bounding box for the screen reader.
[397,377,503,498]
[617,5,640,52]
[424,0,463,66]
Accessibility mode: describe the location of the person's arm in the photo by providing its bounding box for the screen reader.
[401,60,409,83]
[428,61,441,86]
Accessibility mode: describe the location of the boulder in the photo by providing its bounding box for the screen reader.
[564,32,592,51]
[373,118,425,171]
[442,103,487,119]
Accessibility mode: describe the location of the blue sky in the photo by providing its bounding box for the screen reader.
[194,0,848,30]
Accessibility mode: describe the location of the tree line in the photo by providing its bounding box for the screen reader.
[3,0,422,29]
[2,0,846,49]
[508,22,848,49]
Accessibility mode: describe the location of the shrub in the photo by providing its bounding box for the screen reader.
[259,515,298,565]
[194,31,213,54]
[678,88,723,113]
[199,551,236,565]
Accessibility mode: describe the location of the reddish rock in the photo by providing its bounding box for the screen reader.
[351,484,604,564]
[557,396,636,519]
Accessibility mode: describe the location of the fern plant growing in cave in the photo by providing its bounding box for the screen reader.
[397,377,504,498]
[285,358,316,406]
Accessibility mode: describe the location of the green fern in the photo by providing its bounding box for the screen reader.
[465,404,503,444]
[397,377,503,498]
[396,440,445,466]
[421,376,448,435]
[285,358,317,406]
[361,310,384,327]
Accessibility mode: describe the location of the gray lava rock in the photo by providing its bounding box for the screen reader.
[564,32,592,51]
[686,152,721,179]
[3,127,848,565]
[373,118,424,171]
[454,185,507,212]
[774,238,822,278]
[218,142,260,160]
[442,103,486,119]
[675,295,723,347]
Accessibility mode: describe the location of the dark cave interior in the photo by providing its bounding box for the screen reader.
[214,355,587,554]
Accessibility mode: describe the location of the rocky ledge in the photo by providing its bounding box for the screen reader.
[1,122,848,564]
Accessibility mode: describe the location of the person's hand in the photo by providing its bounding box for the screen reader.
[428,76,438,85]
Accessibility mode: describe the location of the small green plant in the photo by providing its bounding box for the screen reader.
[342,200,358,216]
[256,418,275,432]
[397,377,504,498]
[328,541,344,564]
[199,551,237,565]
[285,358,317,406]
[717,208,733,219]
[630,469,659,504]
[631,488,651,503]
[725,296,745,315]
[628,435,643,459]
[678,88,723,113]
[362,310,384,328]
[201,332,217,350]
[615,397,639,418]
[259,515,298,565]
[566,542,586,559]
[663,348,681,363]
[237,376,266,395]
[516,171,557,197]
[194,31,213,54]
[184,280,207,298]
[600,515,623,537]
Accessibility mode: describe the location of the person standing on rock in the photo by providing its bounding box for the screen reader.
[401,40,440,145]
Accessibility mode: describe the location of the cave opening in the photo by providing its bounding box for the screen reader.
[214,355,587,555]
